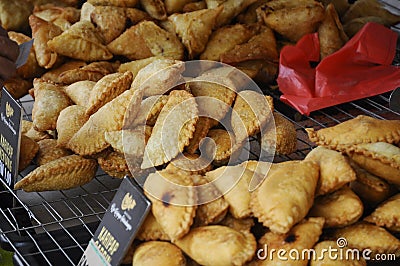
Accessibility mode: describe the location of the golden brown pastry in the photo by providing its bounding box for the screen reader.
[341,0,400,24]
[218,214,255,234]
[32,80,72,132]
[87,0,139,7]
[186,117,213,155]
[58,61,119,85]
[214,0,258,27]
[165,153,213,176]
[136,212,170,241]
[0,0,32,32]
[255,217,325,266]
[56,105,89,148]
[18,135,39,172]
[40,60,86,84]
[140,0,167,20]
[90,5,127,44]
[165,0,196,14]
[86,71,133,116]
[306,115,400,151]
[36,139,72,166]
[174,225,256,266]
[364,193,400,232]
[346,142,400,186]
[201,129,234,166]
[97,151,131,178]
[14,155,97,192]
[308,186,363,228]
[251,161,319,234]
[63,80,96,106]
[3,78,33,100]
[47,21,113,62]
[305,146,356,195]
[141,90,198,169]
[133,241,186,266]
[21,120,52,142]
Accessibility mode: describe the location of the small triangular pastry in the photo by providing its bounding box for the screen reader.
[19,135,39,172]
[36,139,72,166]
[140,0,167,20]
[47,21,113,62]
[90,5,127,44]
[133,241,186,265]
[56,105,89,148]
[64,80,96,106]
[311,240,367,266]
[97,151,131,178]
[214,0,258,27]
[364,193,400,232]
[87,0,139,7]
[59,61,119,85]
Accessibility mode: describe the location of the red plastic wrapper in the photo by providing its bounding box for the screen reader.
[278,22,400,115]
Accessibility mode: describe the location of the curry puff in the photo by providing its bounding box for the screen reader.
[136,212,170,241]
[364,193,400,232]
[308,186,363,228]
[63,80,96,106]
[36,139,72,166]
[97,151,131,178]
[14,155,97,192]
[306,115,400,151]
[174,225,256,266]
[144,170,197,240]
[47,21,113,62]
[58,61,119,85]
[141,90,198,169]
[32,80,72,132]
[132,241,186,266]
[305,146,356,195]
[346,142,400,186]
[18,135,39,172]
[251,161,319,234]
[56,105,89,148]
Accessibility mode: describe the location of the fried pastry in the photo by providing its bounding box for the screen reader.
[231,90,273,146]
[136,212,170,241]
[206,165,260,219]
[346,142,400,186]
[260,112,297,156]
[141,90,198,169]
[341,0,400,24]
[21,120,52,142]
[58,61,119,85]
[218,214,255,234]
[131,95,169,127]
[14,155,97,192]
[215,0,258,27]
[63,80,96,106]
[174,225,256,266]
[250,161,319,234]
[310,240,367,266]
[29,15,64,69]
[364,193,400,232]
[308,186,363,228]
[182,1,207,12]
[107,21,184,60]
[258,1,325,42]
[305,146,356,195]
[130,58,185,97]
[186,117,213,155]
[200,23,256,61]
[255,217,325,266]
[36,139,72,166]
[349,160,393,208]
[306,115,400,151]
[332,222,400,257]
[169,6,223,58]
[220,25,278,64]
[68,88,143,155]
[201,129,234,166]
[318,3,348,59]
[32,80,72,132]
[140,0,167,20]
[133,241,186,266]
[165,153,213,176]
[40,60,86,84]
[86,71,133,116]
[56,105,89,148]
[87,0,139,7]
[18,135,39,172]
[47,21,113,62]
[97,151,130,178]
[164,0,194,14]
[104,127,150,158]
[90,5,127,44]
[0,0,32,32]
[118,56,161,79]
[3,78,33,100]
[143,169,197,240]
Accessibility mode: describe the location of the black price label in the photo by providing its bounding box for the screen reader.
[0,87,22,187]
[79,177,151,266]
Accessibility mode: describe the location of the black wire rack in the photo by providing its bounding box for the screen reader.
[1,1,400,265]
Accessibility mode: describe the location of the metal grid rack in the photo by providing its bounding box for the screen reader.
[1,1,400,264]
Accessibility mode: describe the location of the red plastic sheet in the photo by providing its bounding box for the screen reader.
[278,22,400,115]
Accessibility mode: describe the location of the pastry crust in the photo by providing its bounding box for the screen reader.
[311,240,367,266]
[36,139,72,166]
[306,115,400,151]
[14,155,97,192]
[364,193,400,232]
[97,151,131,178]
[63,80,96,106]
[250,161,319,234]
[18,135,39,172]
[56,105,89,148]
[202,129,234,165]
[137,212,170,241]
[133,241,186,266]
[130,95,169,127]
[59,61,119,85]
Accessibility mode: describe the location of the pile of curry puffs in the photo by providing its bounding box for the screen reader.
[4,0,400,265]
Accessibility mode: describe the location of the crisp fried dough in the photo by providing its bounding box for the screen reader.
[174,225,256,266]
[186,117,213,154]
[255,217,325,266]
[87,0,139,7]
[29,15,63,69]
[305,146,356,195]
[141,90,198,169]
[165,0,194,14]
[342,0,400,24]
[215,0,258,27]
[56,105,89,148]
[308,186,363,228]
[86,71,133,115]
[136,212,170,241]
[118,56,161,80]
[97,151,131,178]
[58,61,119,85]
[47,21,113,62]
[22,120,52,142]
[90,5,127,44]
[306,115,400,151]
[3,78,33,100]
[19,135,39,172]
[165,153,213,176]
[133,241,186,266]
[14,155,97,192]
[36,139,72,166]
[311,240,367,266]
[140,0,167,20]
[346,142,400,186]
[202,129,234,166]
[40,60,86,84]
[169,7,222,58]
[32,80,72,132]
[63,80,96,106]
[104,127,150,158]
[250,161,319,234]
[131,95,169,127]
[143,169,197,240]
[364,193,400,232]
